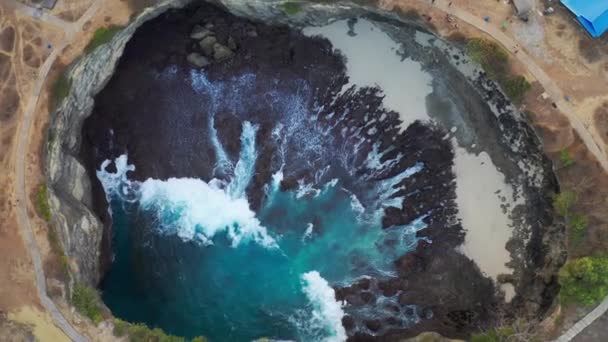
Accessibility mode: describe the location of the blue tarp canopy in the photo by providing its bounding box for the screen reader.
[561,0,608,37]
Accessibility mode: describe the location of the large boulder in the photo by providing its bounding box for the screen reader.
[213,43,233,60]
[187,52,211,67]
[199,36,217,56]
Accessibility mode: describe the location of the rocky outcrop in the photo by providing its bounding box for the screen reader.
[45,0,191,285]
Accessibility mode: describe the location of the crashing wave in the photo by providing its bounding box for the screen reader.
[300,271,347,342]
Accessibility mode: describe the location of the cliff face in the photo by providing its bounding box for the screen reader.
[45,0,191,285]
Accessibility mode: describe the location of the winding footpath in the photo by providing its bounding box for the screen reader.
[427,0,608,340]
[12,1,103,341]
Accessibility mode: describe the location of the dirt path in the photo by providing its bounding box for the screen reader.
[428,0,608,172]
[11,0,104,341]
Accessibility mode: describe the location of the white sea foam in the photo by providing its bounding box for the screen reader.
[97,155,277,248]
[139,177,277,248]
[227,121,259,198]
[96,154,135,201]
[349,194,365,217]
[300,271,346,342]
[302,223,314,242]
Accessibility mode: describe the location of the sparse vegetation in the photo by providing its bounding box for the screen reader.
[72,283,103,324]
[113,319,207,342]
[501,75,531,104]
[281,2,301,15]
[553,191,589,246]
[35,184,51,222]
[553,191,577,217]
[559,149,575,168]
[560,256,608,306]
[470,320,538,342]
[85,26,124,53]
[466,38,531,103]
[50,71,72,110]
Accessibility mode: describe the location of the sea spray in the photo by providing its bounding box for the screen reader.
[227,121,259,198]
[301,271,347,342]
[139,177,277,247]
[97,155,277,248]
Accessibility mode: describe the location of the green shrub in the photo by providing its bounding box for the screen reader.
[72,283,103,324]
[570,213,588,233]
[35,185,51,222]
[559,149,575,168]
[281,2,301,15]
[466,38,509,79]
[466,38,531,103]
[501,75,531,104]
[569,213,588,246]
[85,26,123,53]
[553,191,577,217]
[50,71,71,110]
[560,256,608,306]
[113,319,207,342]
[58,254,71,279]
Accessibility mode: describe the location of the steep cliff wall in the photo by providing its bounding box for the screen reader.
[45,0,191,285]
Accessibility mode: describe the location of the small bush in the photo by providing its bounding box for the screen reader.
[85,26,123,53]
[466,38,530,103]
[559,149,575,168]
[50,71,71,110]
[570,213,588,233]
[560,256,608,306]
[281,2,301,15]
[35,185,51,222]
[501,76,531,104]
[569,213,588,246]
[553,191,577,217]
[113,319,207,342]
[466,38,509,79]
[72,283,103,324]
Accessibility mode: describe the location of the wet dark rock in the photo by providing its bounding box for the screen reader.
[365,319,382,332]
[360,291,375,304]
[190,25,213,39]
[343,315,356,330]
[227,35,237,50]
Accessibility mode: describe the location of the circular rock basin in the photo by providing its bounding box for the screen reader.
[79,2,560,341]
